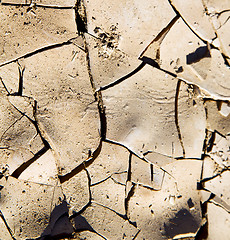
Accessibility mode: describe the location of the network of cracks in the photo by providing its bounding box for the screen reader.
[0,0,230,239]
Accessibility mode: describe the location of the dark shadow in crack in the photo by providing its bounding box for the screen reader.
[195,201,208,240]
[139,56,159,68]
[99,62,146,91]
[59,140,102,183]
[39,201,74,240]
[11,146,49,178]
[186,46,211,65]
[207,131,216,153]
[163,208,200,239]
[73,214,107,239]
[187,198,195,209]
[74,214,94,232]
[0,210,16,240]
[75,0,87,35]
[140,56,177,78]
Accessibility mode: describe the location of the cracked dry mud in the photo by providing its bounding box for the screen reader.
[0,1,229,240]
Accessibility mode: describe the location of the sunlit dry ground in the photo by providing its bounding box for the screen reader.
[0,0,229,239]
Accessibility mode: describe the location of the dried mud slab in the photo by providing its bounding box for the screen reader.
[144,151,174,167]
[214,12,230,60]
[169,0,216,41]
[84,0,175,88]
[20,45,100,175]
[0,63,22,93]
[205,171,230,207]
[102,64,184,158]
[0,89,45,177]
[203,0,230,60]
[73,203,138,239]
[87,141,129,184]
[61,170,90,215]
[201,154,230,212]
[0,216,12,240]
[18,149,59,185]
[0,176,64,239]
[0,5,76,64]
[180,48,230,100]
[208,133,230,168]
[206,202,230,240]
[39,187,74,239]
[202,155,220,180]
[85,0,176,57]
[142,17,230,99]
[73,231,105,240]
[178,81,206,158]
[203,0,230,12]
[127,160,202,239]
[91,177,126,215]
[130,155,165,190]
[205,100,230,135]
[85,34,142,88]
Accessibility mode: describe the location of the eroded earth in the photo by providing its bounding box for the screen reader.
[0,0,229,239]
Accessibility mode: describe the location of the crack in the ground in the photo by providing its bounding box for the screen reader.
[93,201,137,228]
[2,98,52,178]
[1,2,74,9]
[124,182,137,227]
[11,146,49,178]
[69,168,92,220]
[167,0,210,44]
[175,80,186,157]
[59,140,102,183]
[98,62,146,91]
[90,171,127,187]
[0,37,82,68]
[209,196,230,213]
[0,1,229,239]
[139,14,180,63]
[0,210,17,240]
[0,115,24,142]
[16,61,25,96]
[104,138,172,161]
